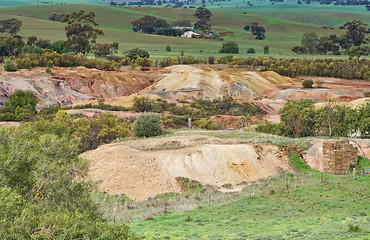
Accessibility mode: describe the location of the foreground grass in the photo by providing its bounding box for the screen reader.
[129,173,370,239]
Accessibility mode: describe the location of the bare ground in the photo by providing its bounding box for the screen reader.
[80,135,293,201]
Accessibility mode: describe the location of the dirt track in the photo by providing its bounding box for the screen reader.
[80,135,293,201]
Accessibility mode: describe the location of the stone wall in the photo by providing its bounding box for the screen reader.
[322,139,358,175]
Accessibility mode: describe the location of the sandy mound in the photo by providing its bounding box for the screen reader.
[80,135,292,201]
[304,139,370,172]
[105,66,294,106]
[314,98,370,109]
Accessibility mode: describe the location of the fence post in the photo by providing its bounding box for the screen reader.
[353,168,356,180]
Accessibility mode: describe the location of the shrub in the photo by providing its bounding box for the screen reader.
[133,112,163,137]
[208,56,215,64]
[3,59,18,72]
[247,48,255,54]
[348,224,361,232]
[302,79,314,88]
[193,118,220,130]
[132,96,154,112]
[363,91,370,97]
[124,48,150,60]
[263,46,269,54]
[159,56,178,67]
[255,122,282,135]
[315,80,323,88]
[219,41,239,54]
[46,66,52,74]
[166,44,171,52]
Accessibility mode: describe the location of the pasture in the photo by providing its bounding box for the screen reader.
[129,160,370,239]
[1,0,368,27]
[0,4,351,59]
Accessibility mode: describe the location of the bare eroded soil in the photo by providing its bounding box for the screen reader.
[80,135,293,201]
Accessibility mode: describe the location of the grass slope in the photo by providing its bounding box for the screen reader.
[0,4,346,58]
[129,158,370,239]
[1,1,368,27]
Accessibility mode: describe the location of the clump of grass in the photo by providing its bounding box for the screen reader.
[176,177,203,192]
[348,224,361,232]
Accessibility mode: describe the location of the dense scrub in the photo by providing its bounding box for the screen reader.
[0,116,134,239]
[132,96,266,118]
[256,100,370,138]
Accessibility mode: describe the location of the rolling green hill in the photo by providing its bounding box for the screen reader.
[0,4,347,58]
[1,0,368,28]
[129,168,370,239]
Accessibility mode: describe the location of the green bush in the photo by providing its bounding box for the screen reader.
[302,79,314,88]
[247,48,256,54]
[255,122,282,135]
[363,91,370,97]
[133,112,163,137]
[219,41,239,54]
[3,59,18,72]
[193,118,221,130]
[0,90,37,121]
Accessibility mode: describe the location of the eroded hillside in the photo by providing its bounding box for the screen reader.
[0,66,165,106]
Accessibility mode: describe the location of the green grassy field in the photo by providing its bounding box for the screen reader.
[2,0,368,27]
[128,158,370,239]
[0,4,353,59]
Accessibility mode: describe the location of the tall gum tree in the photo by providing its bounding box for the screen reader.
[62,10,103,54]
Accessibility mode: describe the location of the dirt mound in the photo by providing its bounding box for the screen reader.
[314,98,370,109]
[104,66,294,106]
[267,77,370,102]
[80,135,292,201]
[132,66,293,100]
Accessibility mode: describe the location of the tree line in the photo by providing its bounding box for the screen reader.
[292,20,369,58]
[256,100,369,139]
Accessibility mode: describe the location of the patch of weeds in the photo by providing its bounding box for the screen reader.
[185,216,193,222]
[348,224,361,232]
[221,183,233,189]
[175,177,203,192]
[130,140,186,151]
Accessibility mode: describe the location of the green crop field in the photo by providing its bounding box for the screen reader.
[0,4,354,59]
[128,158,370,239]
[1,0,368,27]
